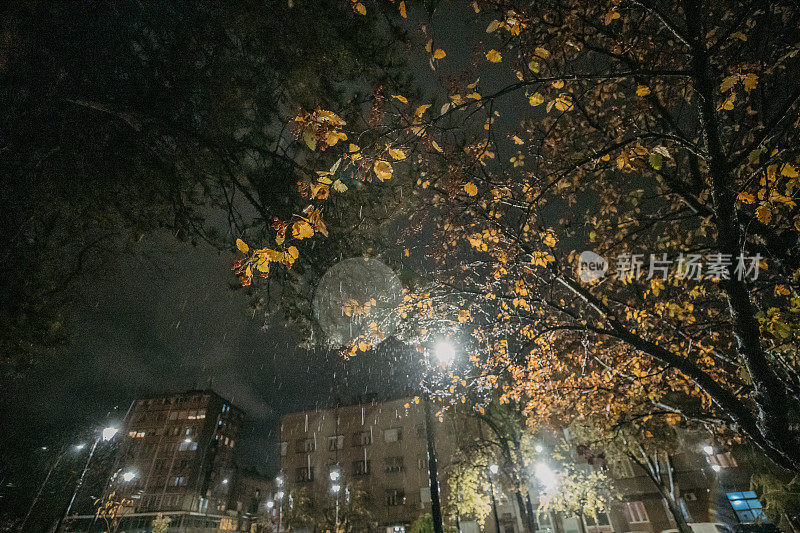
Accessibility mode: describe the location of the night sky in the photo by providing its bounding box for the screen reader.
[0,231,419,479]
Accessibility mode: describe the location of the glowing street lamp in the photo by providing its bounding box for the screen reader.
[535,443,544,453]
[121,471,137,482]
[267,500,275,510]
[57,425,121,531]
[329,469,341,482]
[434,339,456,365]
[74,443,86,451]
[534,462,559,492]
[702,445,714,455]
[711,464,722,472]
[489,464,499,475]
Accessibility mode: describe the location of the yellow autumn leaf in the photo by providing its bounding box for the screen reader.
[472,1,480,13]
[464,182,478,196]
[415,104,431,117]
[742,73,758,92]
[512,135,524,145]
[236,238,249,254]
[528,60,540,73]
[292,220,315,239]
[603,10,620,25]
[528,92,544,106]
[431,140,443,153]
[636,85,651,97]
[543,233,557,247]
[388,147,407,160]
[433,49,446,60]
[399,1,406,18]
[486,49,502,63]
[332,179,348,193]
[554,94,573,111]
[737,191,756,204]
[286,245,299,261]
[353,2,366,15]
[374,160,394,181]
[552,80,565,89]
[534,46,550,59]
[391,95,408,104]
[781,163,799,178]
[755,204,772,225]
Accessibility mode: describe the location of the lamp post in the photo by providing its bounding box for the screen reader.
[276,474,284,533]
[534,462,561,533]
[488,464,502,533]
[54,426,118,532]
[422,339,456,533]
[330,468,341,532]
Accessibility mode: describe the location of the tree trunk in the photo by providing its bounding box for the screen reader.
[681,0,800,472]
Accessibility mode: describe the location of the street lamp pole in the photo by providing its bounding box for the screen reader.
[422,339,455,533]
[488,465,501,533]
[423,392,444,533]
[54,427,118,533]
[330,468,341,533]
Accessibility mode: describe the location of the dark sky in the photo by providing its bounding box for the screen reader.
[0,232,419,480]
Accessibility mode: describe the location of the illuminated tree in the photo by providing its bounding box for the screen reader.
[303,0,800,474]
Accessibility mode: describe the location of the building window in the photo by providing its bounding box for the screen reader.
[418,457,429,471]
[584,512,612,533]
[296,467,315,482]
[709,452,738,469]
[385,456,405,473]
[610,458,635,478]
[296,438,315,453]
[384,428,403,443]
[128,431,146,438]
[386,489,406,506]
[179,440,198,451]
[624,501,649,524]
[328,435,345,451]
[353,431,372,446]
[353,460,371,476]
[280,441,288,456]
[727,492,766,523]
[171,476,186,486]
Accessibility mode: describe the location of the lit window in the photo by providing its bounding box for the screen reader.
[624,501,649,524]
[385,428,403,443]
[128,431,146,438]
[727,492,766,523]
[179,440,198,451]
[280,442,288,456]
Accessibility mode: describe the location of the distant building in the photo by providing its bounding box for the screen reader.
[64,389,245,532]
[278,395,463,532]
[562,427,768,533]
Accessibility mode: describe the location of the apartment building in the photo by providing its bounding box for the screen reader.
[567,428,767,533]
[278,395,463,532]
